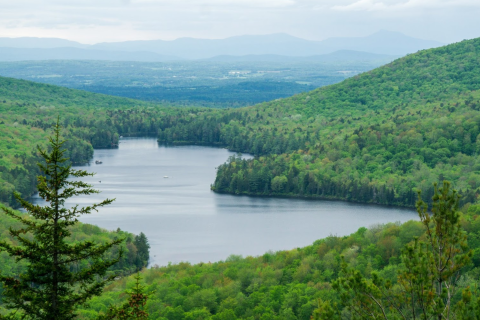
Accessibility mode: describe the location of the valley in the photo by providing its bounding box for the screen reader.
[0,36,480,319]
[0,57,393,107]
[28,138,417,266]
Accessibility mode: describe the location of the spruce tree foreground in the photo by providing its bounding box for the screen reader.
[0,120,125,319]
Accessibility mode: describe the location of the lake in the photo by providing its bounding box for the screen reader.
[30,138,418,266]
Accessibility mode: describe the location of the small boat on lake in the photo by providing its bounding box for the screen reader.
[95,160,103,164]
[164,176,169,178]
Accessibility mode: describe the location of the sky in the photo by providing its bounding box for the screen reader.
[1,0,479,44]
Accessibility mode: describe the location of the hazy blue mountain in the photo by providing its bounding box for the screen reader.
[0,37,87,48]
[89,33,317,59]
[319,30,443,55]
[89,31,442,59]
[0,47,179,61]
[0,31,443,61]
[205,50,399,62]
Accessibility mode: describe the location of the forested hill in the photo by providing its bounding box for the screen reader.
[1,37,480,209]
[0,76,190,207]
[2,38,480,319]
[0,75,154,109]
[156,37,480,207]
[77,204,480,320]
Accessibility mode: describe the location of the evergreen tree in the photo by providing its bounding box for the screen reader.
[133,233,150,270]
[311,299,339,320]
[400,181,472,319]
[0,119,124,320]
[98,273,151,320]
[317,181,475,319]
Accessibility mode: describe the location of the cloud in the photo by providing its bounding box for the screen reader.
[41,0,297,8]
[0,0,478,44]
[133,0,295,6]
[332,0,480,11]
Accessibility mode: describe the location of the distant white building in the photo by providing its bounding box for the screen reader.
[228,70,251,75]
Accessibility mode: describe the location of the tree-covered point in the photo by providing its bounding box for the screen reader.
[156,37,480,207]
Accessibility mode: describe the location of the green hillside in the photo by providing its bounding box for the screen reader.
[0,75,153,109]
[155,37,480,207]
[0,77,195,207]
[1,38,480,209]
[1,30,480,320]
[0,83,158,314]
[77,204,480,320]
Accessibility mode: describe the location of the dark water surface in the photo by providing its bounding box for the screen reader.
[30,138,417,266]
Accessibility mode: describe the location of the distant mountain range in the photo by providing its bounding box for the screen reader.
[0,30,443,61]
[205,50,399,63]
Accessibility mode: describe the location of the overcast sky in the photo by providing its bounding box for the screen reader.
[1,0,479,44]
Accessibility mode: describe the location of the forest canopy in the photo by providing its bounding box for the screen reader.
[2,37,480,208]
[1,29,480,320]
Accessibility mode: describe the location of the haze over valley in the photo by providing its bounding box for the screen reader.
[0,31,438,107]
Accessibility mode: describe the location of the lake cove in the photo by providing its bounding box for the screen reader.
[30,138,418,266]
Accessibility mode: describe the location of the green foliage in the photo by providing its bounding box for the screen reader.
[153,37,480,207]
[0,121,124,319]
[409,182,472,317]
[3,37,480,209]
[133,233,150,271]
[0,76,152,110]
[321,181,475,319]
[74,207,480,320]
[0,96,183,207]
[311,299,339,320]
[2,36,480,319]
[98,273,151,320]
[0,204,150,282]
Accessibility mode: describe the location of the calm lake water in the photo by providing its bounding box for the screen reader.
[30,138,417,266]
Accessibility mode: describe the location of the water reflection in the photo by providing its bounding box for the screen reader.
[30,138,417,266]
